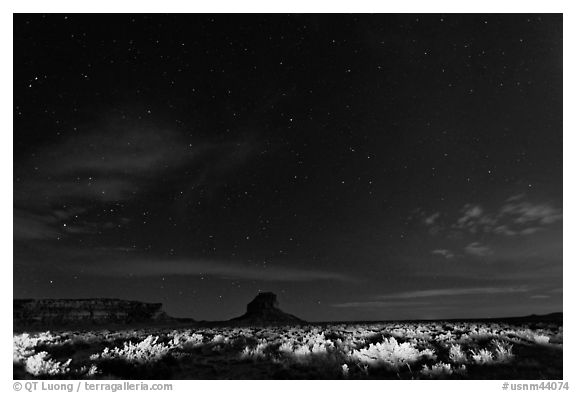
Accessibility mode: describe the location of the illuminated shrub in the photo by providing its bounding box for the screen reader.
[448,344,467,363]
[90,335,171,364]
[349,337,432,369]
[24,351,71,376]
[470,348,494,364]
[492,340,514,362]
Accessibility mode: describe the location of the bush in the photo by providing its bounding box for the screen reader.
[470,348,494,364]
[349,337,432,369]
[492,340,514,362]
[24,352,71,376]
[90,335,171,364]
[421,362,467,378]
[449,344,467,363]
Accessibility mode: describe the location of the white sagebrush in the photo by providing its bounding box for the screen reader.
[470,348,494,364]
[349,337,432,369]
[278,340,295,353]
[211,334,231,344]
[241,341,269,359]
[421,362,467,378]
[13,331,62,363]
[293,344,311,357]
[25,351,71,376]
[13,333,39,363]
[448,344,467,363]
[533,334,550,344]
[421,362,453,377]
[170,331,204,349]
[90,335,171,364]
[492,340,514,362]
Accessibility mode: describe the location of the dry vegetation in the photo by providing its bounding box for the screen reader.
[13,321,562,379]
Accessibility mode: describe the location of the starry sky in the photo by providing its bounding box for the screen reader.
[13,14,562,321]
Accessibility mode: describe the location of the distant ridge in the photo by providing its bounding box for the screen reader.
[13,298,192,329]
[13,296,560,329]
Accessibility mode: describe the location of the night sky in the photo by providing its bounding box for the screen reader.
[14,14,562,321]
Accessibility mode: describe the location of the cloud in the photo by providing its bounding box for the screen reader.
[454,204,497,234]
[493,225,543,236]
[16,128,183,206]
[506,194,526,202]
[81,258,356,283]
[431,249,454,259]
[13,210,59,240]
[464,242,493,257]
[15,124,257,208]
[14,123,257,241]
[445,197,561,238]
[493,225,517,236]
[530,295,551,299]
[424,212,440,225]
[332,301,431,308]
[332,286,530,308]
[375,286,528,300]
[457,204,483,225]
[14,206,128,241]
[500,200,562,225]
[34,126,201,176]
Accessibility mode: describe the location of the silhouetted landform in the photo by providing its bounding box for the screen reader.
[503,312,562,323]
[13,295,560,331]
[230,292,305,325]
[13,298,193,329]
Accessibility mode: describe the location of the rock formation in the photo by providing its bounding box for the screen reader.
[13,298,180,328]
[231,292,304,325]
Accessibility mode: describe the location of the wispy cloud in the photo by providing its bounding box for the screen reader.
[441,196,562,238]
[14,124,257,241]
[375,286,528,300]
[454,204,497,234]
[332,286,529,308]
[457,204,484,226]
[500,200,562,225]
[332,301,431,308]
[431,249,455,259]
[81,258,356,283]
[464,242,493,257]
[424,212,440,226]
[13,210,59,240]
[493,225,542,236]
[15,127,254,207]
[14,206,127,241]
